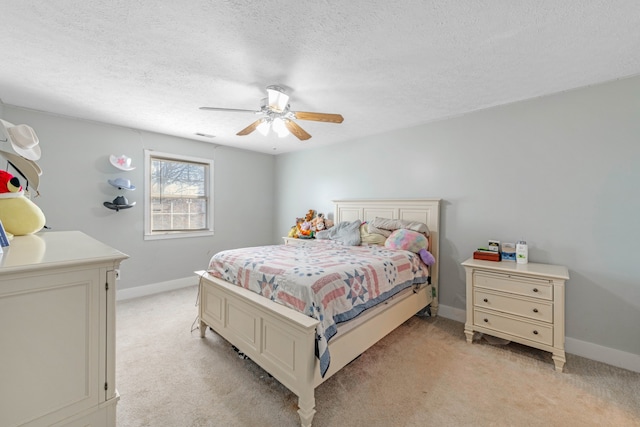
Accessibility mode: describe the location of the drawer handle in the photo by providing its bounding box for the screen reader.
[533,330,539,335]
[533,308,539,313]
[483,298,488,303]
[533,288,539,293]
[483,318,489,323]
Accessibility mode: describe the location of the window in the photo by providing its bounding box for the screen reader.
[144,150,213,240]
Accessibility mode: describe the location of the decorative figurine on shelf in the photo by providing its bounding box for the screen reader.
[0,169,46,238]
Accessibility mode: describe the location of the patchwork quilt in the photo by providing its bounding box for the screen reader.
[207,242,430,377]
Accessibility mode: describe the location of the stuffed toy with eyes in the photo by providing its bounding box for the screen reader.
[312,213,326,232]
[0,169,46,238]
[385,228,435,265]
[297,218,314,238]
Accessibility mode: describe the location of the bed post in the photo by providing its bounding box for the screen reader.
[297,392,316,427]
[430,293,439,317]
[199,319,207,338]
[296,322,318,427]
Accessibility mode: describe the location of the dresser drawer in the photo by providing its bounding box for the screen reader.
[473,271,552,300]
[474,289,553,323]
[474,308,553,346]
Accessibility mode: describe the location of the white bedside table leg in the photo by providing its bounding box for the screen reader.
[552,351,566,372]
[464,327,474,343]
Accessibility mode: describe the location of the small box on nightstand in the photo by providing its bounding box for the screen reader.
[473,250,501,261]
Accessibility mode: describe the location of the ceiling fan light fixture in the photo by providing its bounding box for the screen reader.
[257,119,271,136]
[272,117,290,138]
[266,85,289,112]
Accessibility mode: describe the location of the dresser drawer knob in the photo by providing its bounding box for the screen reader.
[533,308,539,313]
[484,318,489,323]
[533,288,539,293]
[483,298,488,303]
[533,330,539,335]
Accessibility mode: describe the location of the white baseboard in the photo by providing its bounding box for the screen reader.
[116,276,197,301]
[565,337,640,373]
[437,303,640,373]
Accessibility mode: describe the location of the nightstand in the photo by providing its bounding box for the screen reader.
[462,258,570,372]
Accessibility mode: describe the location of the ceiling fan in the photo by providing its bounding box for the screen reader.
[199,85,344,141]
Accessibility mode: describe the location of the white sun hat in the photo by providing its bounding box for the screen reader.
[0,119,42,161]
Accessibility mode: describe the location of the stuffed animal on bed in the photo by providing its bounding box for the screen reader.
[385,229,435,266]
[305,209,315,222]
[297,218,314,238]
[0,169,46,238]
[312,213,326,232]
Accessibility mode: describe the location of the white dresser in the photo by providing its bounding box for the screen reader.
[462,258,569,371]
[0,231,128,427]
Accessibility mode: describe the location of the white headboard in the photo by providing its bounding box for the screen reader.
[333,198,441,294]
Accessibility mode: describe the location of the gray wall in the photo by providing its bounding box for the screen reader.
[274,76,640,362]
[2,106,276,291]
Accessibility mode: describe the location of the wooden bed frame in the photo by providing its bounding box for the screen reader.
[197,198,440,427]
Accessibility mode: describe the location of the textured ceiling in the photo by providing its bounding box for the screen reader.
[1,1,639,154]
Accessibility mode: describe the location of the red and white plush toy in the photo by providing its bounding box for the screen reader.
[0,170,46,238]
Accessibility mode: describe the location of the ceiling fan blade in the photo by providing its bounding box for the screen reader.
[293,111,344,123]
[199,107,260,113]
[237,119,265,136]
[284,120,311,141]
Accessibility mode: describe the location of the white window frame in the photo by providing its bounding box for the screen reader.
[144,149,214,240]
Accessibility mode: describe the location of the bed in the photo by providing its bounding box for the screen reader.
[196,198,440,427]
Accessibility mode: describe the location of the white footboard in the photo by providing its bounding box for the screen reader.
[197,271,320,427]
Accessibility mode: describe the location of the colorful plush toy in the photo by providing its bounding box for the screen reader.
[0,170,46,238]
[297,217,314,238]
[385,228,435,265]
[305,209,315,222]
[312,213,326,232]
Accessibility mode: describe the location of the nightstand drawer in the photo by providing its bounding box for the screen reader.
[474,308,553,346]
[474,289,553,323]
[474,271,552,300]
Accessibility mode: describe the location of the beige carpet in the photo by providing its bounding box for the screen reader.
[116,286,640,427]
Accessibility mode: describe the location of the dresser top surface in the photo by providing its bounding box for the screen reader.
[462,257,569,280]
[0,231,128,273]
